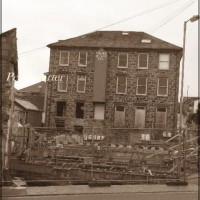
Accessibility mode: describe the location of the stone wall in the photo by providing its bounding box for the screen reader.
[45,47,182,141]
[1,28,18,169]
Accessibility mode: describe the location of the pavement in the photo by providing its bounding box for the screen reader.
[2,183,198,198]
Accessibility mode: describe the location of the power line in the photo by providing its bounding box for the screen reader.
[18,0,182,56]
[148,0,196,33]
[94,0,182,31]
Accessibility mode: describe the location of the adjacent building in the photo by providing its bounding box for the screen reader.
[45,31,182,142]
[1,28,18,169]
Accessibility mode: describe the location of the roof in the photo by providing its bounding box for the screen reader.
[48,31,182,50]
[18,81,46,94]
[1,28,16,37]
[15,99,40,111]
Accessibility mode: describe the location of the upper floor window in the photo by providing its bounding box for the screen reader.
[57,75,68,92]
[77,75,86,93]
[159,54,169,70]
[78,51,87,66]
[118,53,128,68]
[59,51,69,66]
[116,76,127,94]
[157,77,168,96]
[138,53,149,69]
[136,77,147,95]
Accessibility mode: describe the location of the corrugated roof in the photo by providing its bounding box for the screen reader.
[18,81,46,94]
[48,31,182,50]
[15,99,40,111]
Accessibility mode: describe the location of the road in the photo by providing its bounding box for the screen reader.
[3,192,198,200]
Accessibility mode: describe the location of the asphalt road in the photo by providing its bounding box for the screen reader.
[4,192,198,200]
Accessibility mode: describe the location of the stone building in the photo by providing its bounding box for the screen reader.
[1,28,18,170]
[45,31,182,143]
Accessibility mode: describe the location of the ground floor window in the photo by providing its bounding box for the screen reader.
[135,106,146,128]
[94,103,105,120]
[155,107,167,128]
[114,105,125,126]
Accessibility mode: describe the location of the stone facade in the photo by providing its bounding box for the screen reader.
[1,28,18,169]
[45,31,182,143]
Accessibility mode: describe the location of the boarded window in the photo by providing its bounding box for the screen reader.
[58,75,68,92]
[77,75,86,92]
[76,102,84,119]
[56,101,66,117]
[78,51,87,66]
[137,77,147,95]
[135,107,146,128]
[59,51,69,66]
[94,103,105,120]
[138,53,148,68]
[118,53,128,68]
[159,54,169,70]
[116,76,127,94]
[156,108,167,128]
[157,78,168,96]
[114,105,125,126]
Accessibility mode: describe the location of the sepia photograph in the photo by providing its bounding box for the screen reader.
[1,0,199,199]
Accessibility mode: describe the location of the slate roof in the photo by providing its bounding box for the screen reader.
[48,31,182,50]
[15,99,40,111]
[18,81,46,94]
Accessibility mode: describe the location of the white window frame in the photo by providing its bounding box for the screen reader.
[78,51,88,66]
[137,53,149,69]
[57,75,68,92]
[77,75,86,93]
[136,77,147,95]
[118,53,128,68]
[59,51,70,66]
[116,76,127,94]
[157,78,168,96]
[158,54,170,70]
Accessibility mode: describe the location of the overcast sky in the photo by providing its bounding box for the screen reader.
[2,0,198,97]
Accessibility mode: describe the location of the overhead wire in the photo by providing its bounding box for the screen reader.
[18,0,182,57]
[148,0,196,33]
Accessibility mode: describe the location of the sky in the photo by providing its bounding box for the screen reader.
[2,0,199,97]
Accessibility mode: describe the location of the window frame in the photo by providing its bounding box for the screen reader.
[116,76,127,94]
[59,51,70,66]
[78,51,88,66]
[114,105,126,126]
[77,75,86,93]
[75,102,84,119]
[135,106,146,128]
[94,103,105,120]
[158,54,170,70]
[155,107,167,128]
[57,75,68,92]
[136,77,147,95]
[137,53,149,69]
[117,53,128,68]
[157,77,168,96]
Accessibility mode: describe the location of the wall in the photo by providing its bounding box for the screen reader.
[1,29,18,169]
[45,47,181,142]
